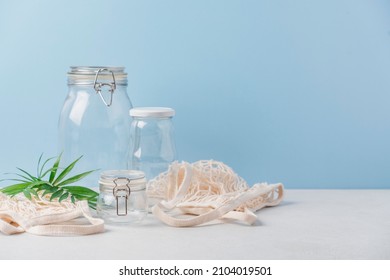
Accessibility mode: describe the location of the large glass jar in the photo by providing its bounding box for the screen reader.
[58,66,132,188]
[97,170,147,224]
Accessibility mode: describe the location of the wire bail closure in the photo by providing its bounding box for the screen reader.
[93,68,117,107]
[113,178,131,216]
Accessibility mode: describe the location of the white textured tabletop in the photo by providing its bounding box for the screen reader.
[1,190,389,260]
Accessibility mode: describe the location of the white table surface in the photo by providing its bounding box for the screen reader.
[1,189,389,260]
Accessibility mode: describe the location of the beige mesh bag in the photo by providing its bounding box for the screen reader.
[148,160,284,227]
[0,193,104,236]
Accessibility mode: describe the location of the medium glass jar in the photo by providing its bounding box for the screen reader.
[97,170,147,224]
[128,107,176,180]
[128,107,176,209]
[58,66,132,187]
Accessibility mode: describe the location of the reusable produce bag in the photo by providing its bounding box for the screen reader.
[148,160,284,227]
[0,193,104,236]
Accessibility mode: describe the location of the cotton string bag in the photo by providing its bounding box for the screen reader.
[0,193,104,236]
[148,160,284,227]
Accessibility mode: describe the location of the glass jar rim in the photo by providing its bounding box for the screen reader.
[67,66,128,86]
[99,170,146,192]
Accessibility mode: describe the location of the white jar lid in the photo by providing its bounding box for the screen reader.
[129,107,175,118]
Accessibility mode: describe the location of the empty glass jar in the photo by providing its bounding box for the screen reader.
[58,66,132,187]
[128,107,176,208]
[128,107,176,180]
[97,170,147,224]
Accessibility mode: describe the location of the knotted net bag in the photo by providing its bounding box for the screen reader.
[0,193,104,236]
[148,160,284,227]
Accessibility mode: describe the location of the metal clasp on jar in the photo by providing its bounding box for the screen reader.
[113,178,131,216]
[93,68,117,107]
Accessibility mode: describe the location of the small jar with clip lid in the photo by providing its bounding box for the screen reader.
[97,170,147,224]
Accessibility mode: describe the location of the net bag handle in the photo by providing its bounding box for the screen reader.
[0,201,104,236]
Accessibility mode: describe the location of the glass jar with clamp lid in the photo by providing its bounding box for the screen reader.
[97,170,147,224]
[58,66,133,188]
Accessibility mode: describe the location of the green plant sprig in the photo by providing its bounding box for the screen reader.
[0,154,98,209]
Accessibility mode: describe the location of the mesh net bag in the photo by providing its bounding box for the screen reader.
[0,193,104,236]
[148,160,284,227]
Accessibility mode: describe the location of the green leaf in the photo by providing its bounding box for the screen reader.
[23,189,32,200]
[88,200,97,210]
[41,167,59,180]
[34,183,52,192]
[28,180,50,188]
[1,182,31,195]
[56,170,96,187]
[61,186,98,198]
[29,188,39,198]
[59,192,69,203]
[50,189,64,201]
[1,189,24,196]
[36,153,44,178]
[16,167,37,181]
[39,156,55,179]
[0,178,29,183]
[4,172,33,182]
[53,156,82,185]
[41,189,53,197]
[71,195,76,204]
[49,153,62,183]
[71,194,95,201]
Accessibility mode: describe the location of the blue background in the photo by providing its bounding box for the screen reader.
[0,0,389,188]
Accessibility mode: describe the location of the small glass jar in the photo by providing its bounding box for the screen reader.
[97,170,147,224]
